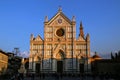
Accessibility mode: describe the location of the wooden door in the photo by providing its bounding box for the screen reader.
[57,61,63,73]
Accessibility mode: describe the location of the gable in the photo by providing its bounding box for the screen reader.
[77,35,85,41]
[48,12,72,26]
[34,35,43,41]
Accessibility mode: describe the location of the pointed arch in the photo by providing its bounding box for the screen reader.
[34,55,41,62]
[56,49,65,60]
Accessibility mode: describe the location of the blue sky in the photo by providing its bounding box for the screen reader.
[0,0,120,58]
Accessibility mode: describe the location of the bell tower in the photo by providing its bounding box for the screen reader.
[79,21,84,38]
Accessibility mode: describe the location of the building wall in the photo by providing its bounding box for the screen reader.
[29,9,90,73]
[0,51,8,74]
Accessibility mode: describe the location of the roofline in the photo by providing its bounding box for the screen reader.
[0,50,8,56]
[47,11,72,25]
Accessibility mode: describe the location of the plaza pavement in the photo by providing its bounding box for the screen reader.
[24,76,115,80]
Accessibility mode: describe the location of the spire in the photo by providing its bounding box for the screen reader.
[79,21,84,38]
[30,34,34,40]
[80,21,83,29]
[95,51,97,55]
[86,33,90,41]
[72,16,76,22]
[58,6,62,12]
[45,16,48,22]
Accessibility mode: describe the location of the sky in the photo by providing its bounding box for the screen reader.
[0,0,120,58]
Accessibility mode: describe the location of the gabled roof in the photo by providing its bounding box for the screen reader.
[91,52,102,59]
[0,49,8,56]
[48,10,72,25]
[34,35,43,41]
[92,54,101,59]
[77,35,85,41]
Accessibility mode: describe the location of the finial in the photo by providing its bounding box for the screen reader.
[58,6,62,12]
[72,16,76,22]
[95,51,97,55]
[30,34,34,40]
[87,33,90,37]
[45,16,48,22]
[86,33,90,41]
[79,21,84,38]
[80,21,83,28]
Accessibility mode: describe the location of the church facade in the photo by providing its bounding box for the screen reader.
[29,8,90,73]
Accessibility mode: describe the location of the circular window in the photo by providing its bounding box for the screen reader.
[56,28,65,37]
[58,19,62,24]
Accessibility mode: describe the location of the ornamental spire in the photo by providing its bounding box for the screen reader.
[30,34,34,40]
[58,6,62,12]
[86,33,90,41]
[45,16,48,22]
[72,16,76,22]
[79,21,84,38]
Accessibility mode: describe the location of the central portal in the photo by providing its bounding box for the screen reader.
[56,50,64,73]
[57,61,63,73]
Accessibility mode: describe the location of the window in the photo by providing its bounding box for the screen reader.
[68,27,72,32]
[68,45,72,49]
[46,27,52,32]
[47,44,52,49]
[46,33,52,38]
[46,50,51,56]
[76,45,86,49]
[68,33,72,38]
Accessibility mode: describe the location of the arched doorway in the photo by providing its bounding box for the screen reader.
[79,63,84,73]
[35,56,41,73]
[56,50,64,73]
[79,57,85,74]
[36,63,40,73]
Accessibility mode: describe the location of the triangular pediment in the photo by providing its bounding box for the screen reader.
[77,35,85,41]
[48,11,72,26]
[34,35,43,41]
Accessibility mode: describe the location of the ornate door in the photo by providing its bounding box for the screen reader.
[36,63,40,73]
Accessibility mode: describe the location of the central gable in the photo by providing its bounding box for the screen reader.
[48,11,72,26]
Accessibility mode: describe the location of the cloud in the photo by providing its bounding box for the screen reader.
[18,51,29,58]
[90,51,95,56]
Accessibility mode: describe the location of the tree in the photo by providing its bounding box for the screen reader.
[111,52,114,59]
[111,51,120,60]
[115,52,118,59]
